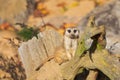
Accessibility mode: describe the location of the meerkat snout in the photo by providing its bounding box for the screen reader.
[64,27,80,60]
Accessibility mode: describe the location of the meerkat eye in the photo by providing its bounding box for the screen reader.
[74,30,77,33]
[67,30,71,33]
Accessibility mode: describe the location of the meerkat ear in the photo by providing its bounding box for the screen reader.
[63,29,66,35]
[77,29,80,33]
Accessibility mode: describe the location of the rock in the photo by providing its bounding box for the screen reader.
[29,60,62,80]
[0,31,17,58]
[0,0,35,24]
[78,0,120,53]
[18,29,63,78]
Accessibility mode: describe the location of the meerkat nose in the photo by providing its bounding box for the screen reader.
[71,34,75,39]
[77,35,79,39]
[71,34,75,37]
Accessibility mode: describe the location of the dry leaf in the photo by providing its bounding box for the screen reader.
[0,22,10,30]
[37,3,45,10]
[58,29,64,35]
[34,2,49,17]
[68,1,79,9]
[57,2,67,12]
[96,0,110,5]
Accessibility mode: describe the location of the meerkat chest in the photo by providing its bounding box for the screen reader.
[64,36,77,49]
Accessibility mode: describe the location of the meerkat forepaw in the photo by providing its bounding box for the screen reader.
[67,53,72,60]
[71,53,75,57]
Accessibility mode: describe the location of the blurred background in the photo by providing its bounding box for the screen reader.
[0,0,119,80]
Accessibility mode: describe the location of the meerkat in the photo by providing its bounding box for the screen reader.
[63,27,80,60]
[36,27,80,70]
[54,27,80,64]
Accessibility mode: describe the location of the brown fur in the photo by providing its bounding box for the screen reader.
[54,46,69,64]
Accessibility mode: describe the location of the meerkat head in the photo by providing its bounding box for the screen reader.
[64,27,80,39]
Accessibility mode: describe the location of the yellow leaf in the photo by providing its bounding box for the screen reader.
[41,9,49,15]
[58,29,64,35]
[96,0,110,5]
[68,1,79,9]
[37,3,45,10]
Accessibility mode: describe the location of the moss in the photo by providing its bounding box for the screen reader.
[17,27,39,41]
[76,39,86,56]
[97,43,103,51]
[77,68,84,74]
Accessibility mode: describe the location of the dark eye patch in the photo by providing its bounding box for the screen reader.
[74,30,77,33]
[67,30,71,33]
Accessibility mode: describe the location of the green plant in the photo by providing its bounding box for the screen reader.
[17,27,39,41]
